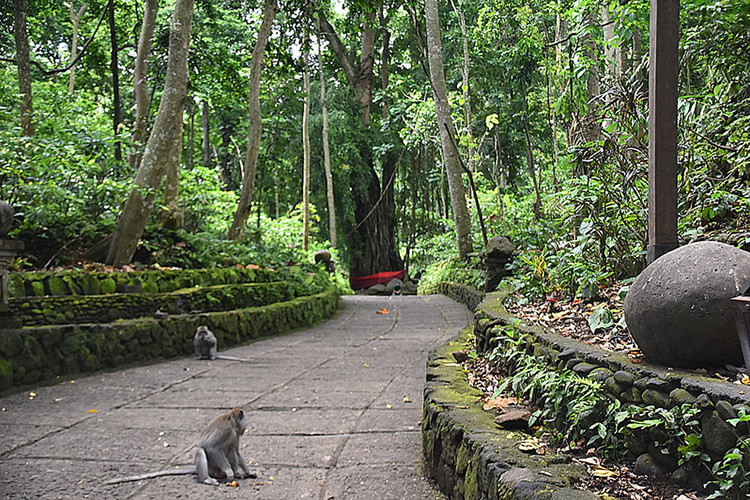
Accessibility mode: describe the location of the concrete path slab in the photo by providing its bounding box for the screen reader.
[0,294,471,499]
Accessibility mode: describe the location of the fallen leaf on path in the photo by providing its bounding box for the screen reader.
[88,409,97,413]
[376,308,389,314]
[226,480,239,487]
[403,395,412,403]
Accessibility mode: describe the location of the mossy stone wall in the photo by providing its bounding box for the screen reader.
[8,267,281,298]
[423,327,598,500]
[442,283,750,491]
[0,287,339,391]
[8,282,294,326]
[421,282,485,312]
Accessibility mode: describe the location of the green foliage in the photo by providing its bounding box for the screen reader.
[419,254,484,292]
[488,325,708,473]
[707,411,750,499]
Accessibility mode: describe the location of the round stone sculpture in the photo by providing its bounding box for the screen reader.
[624,241,750,368]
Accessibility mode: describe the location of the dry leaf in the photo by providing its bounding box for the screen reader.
[578,457,601,466]
[376,308,390,315]
[517,439,539,452]
[88,409,97,413]
[403,395,413,403]
[226,480,239,487]
[590,465,618,478]
[483,396,521,411]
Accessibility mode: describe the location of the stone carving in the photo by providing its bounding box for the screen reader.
[0,200,14,237]
[625,241,750,368]
[483,235,515,292]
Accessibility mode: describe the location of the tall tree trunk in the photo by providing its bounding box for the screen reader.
[227,0,278,241]
[425,0,473,258]
[317,33,336,248]
[108,0,122,161]
[493,130,506,226]
[449,0,472,165]
[186,101,194,168]
[130,0,157,170]
[105,0,193,267]
[201,100,211,167]
[67,2,86,94]
[160,116,184,230]
[583,8,600,143]
[219,117,235,189]
[521,87,543,218]
[13,0,33,137]
[602,6,618,80]
[301,29,311,252]
[318,8,403,277]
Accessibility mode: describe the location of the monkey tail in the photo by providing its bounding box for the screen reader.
[104,467,196,485]
[215,355,251,363]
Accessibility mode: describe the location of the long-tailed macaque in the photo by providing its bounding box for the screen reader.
[314,249,336,274]
[105,407,256,486]
[193,325,249,362]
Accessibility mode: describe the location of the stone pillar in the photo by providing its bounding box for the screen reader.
[647,0,680,264]
[0,200,23,329]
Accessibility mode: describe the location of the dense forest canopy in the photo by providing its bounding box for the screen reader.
[1,0,749,293]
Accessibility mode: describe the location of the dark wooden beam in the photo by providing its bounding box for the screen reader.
[647,0,680,264]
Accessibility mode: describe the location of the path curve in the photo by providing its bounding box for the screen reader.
[0,294,471,499]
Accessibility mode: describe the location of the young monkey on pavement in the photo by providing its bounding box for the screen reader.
[193,325,250,362]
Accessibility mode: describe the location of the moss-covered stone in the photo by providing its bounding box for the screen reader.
[48,276,69,296]
[101,277,116,295]
[642,389,671,408]
[30,280,45,297]
[0,332,24,357]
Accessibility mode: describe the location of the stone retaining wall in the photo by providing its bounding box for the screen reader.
[0,287,339,390]
[428,282,750,496]
[8,267,282,298]
[8,282,294,326]
[474,288,750,484]
[423,327,597,499]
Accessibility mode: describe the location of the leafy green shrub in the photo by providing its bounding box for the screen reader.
[419,255,484,292]
[488,325,708,475]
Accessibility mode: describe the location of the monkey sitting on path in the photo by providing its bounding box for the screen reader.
[105,407,256,486]
[193,325,250,362]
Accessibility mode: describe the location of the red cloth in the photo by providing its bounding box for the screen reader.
[350,270,405,289]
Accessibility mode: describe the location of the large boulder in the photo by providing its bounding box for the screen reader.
[624,241,750,368]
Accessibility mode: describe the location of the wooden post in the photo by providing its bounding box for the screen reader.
[647,0,680,264]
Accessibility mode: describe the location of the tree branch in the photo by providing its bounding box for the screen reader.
[2,0,108,76]
[316,12,358,87]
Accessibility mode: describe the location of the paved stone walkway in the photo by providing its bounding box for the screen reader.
[0,294,471,499]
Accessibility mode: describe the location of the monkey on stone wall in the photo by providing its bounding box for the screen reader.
[314,249,336,274]
[105,407,256,486]
[193,325,249,362]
